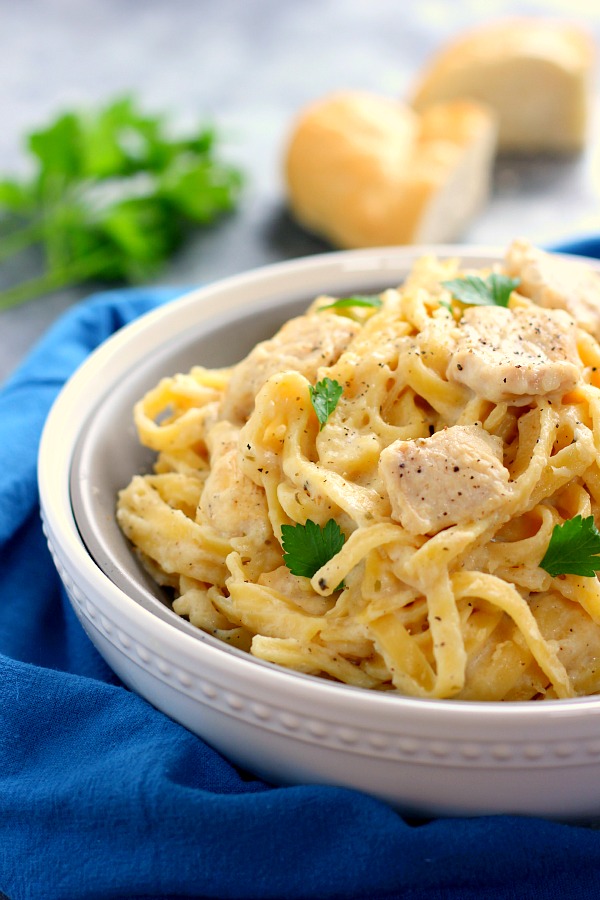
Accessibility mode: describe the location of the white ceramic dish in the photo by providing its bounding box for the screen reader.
[38,245,600,821]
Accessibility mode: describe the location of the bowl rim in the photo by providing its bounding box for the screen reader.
[38,242,600,723]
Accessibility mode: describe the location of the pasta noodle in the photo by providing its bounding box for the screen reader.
[117,241,600,701]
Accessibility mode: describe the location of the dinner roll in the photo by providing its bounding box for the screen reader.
[284,91,497,248]
[411,18,594,153]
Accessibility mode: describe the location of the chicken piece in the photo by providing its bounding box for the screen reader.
[447,305,580,404]
[200,421,270,540]
[220,313,360,423]
[505,238,600,340]
[379,425,510,535]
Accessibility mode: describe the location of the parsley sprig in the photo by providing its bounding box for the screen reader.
[441,274,520,309]
[0,95,243,310]
[309,377,343,430]
[281,518,346,579]
[540,515,600,577]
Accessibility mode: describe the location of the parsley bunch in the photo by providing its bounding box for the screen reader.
[0,96,243,310]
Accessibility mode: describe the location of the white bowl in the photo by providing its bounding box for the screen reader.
[38,245,600,821]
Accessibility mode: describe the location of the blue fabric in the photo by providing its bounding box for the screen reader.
[549,235,600,259]
[2,262,600,900]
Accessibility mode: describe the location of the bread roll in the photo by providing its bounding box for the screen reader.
[411,18,594,153]
[284,90,497,248]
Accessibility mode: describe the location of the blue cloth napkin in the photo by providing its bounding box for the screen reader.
[3,259,600,900]
[548,235,600,259]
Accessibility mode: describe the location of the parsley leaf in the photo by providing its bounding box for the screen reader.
[441,274,520,308]
[319,294,383,311]
[0,95,243,311]
[540,515,600,577]
[309,377,343,430]
[281,518,346,578]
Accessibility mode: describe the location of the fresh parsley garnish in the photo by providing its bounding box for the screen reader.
[441,274,520,309]
[309,377,343,430]
[281,518,346,579]
[319,294,383,311]
[540,515,600,577]
[0,95,243,311]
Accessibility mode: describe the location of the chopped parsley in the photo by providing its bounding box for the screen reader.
[540,515,600,577]
[309,377,343,430]
[441,274,521,309]
[281,518,346,579]
[319,294,383,311]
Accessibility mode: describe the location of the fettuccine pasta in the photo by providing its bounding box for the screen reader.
[117,239,600,700]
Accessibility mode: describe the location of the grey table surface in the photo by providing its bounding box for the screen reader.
[1,0,600,385]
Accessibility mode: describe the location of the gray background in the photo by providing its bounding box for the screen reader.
[1,0,600,384]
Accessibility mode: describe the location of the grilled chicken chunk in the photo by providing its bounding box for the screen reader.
[505,238,600,340]
[220,313,360,423]
[200,421,269,539]
[447,305,580,404]
[379,424,510,535]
